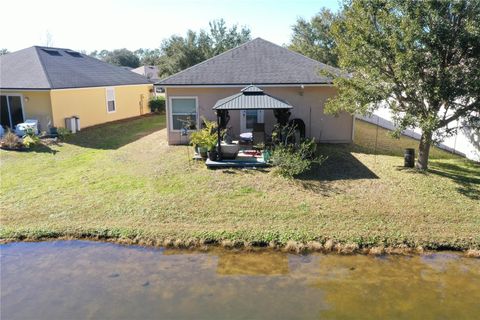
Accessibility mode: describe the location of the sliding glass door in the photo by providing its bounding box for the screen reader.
[240,109,264,133]
[0,95,24,129]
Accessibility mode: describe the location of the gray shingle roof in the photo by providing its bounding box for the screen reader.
[157,38,342,86]
[213,85,293,110]
[0,46,151,90]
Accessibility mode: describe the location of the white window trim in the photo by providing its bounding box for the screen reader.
[1,93,26,128]
[168,96,199,132]
[105,87,116,113]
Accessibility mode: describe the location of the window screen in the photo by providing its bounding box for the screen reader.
[106,88,116,112]
[171,98,197,130]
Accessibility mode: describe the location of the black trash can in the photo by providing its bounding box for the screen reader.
[404,148,415,168]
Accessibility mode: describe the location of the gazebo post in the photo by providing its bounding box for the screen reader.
[216,111,222,160]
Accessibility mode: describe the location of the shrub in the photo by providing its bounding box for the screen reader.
[0,131,22,149]
[270,138,326,178]
[189,118,223,151]
[22,128,40,148]
[23,136,39,148]
[271,146,311,178]
[57,127,72,140]
[149,96,165,113]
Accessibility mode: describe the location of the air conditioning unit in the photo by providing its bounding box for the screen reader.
[64,116,81,133]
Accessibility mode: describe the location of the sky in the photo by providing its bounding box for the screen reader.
[1,0,340,52]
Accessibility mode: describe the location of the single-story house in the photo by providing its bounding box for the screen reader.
[0,46,153,132]
[131,65,161,83]
[132,65,165,94]
[156,37,354,145]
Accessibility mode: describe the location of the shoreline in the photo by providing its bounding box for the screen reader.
[2,233,479,258]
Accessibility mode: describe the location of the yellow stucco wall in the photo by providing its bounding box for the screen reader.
[50,84,152,129]
[1,90,53,132]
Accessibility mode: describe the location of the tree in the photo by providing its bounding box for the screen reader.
[0,49,9,55]
[206,19,251,57]
[289,8,340,67]
[156,32,208,77]
[105,48,140,68]
[326,0,480,170]
[89,49,111,61]
[99,49,140,68]
[135,48,162,66]
[157,19,251,77]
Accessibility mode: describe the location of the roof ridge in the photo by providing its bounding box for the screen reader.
[157,38,260,84]
[33,47,54,88]
[33,45,75,51]
[256,38,341,73]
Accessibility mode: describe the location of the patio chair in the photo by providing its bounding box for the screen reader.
[252,123,265,145]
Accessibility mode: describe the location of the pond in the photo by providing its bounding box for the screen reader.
[1,241,479,320]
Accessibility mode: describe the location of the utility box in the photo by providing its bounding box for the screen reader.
[65,117,77,133]
[73,116,81,132]
[404,148,415,168]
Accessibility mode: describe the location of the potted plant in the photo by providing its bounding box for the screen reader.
[189,130,208,159]
[205,133,218,161]
[189,118,224,161]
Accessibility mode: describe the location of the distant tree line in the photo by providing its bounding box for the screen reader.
[88,19,251,75]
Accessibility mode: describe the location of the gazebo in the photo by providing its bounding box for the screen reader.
[210,85,293,165]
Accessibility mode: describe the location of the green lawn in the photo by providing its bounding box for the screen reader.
[1,115,479,250]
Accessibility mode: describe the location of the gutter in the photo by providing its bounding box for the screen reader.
[155,83,335,88]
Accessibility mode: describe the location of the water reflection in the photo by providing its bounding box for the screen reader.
[314,254,480,319]
[217,251,289,275]
[1,241,479,320]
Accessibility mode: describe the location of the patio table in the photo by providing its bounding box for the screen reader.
[239,132,253,142]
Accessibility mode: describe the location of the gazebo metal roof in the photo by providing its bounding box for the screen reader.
[213,85,293,110]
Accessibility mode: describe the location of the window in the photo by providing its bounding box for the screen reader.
[65,50,82,58]
[170,97,197,130]
[42,49,61,56]
[1,95,24,128]
[106,87,116,113]
[246,110,258,130]
[241,109,264,132]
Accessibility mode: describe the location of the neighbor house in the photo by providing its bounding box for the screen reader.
[131,65,161,82]
[0,46,153,132]
[156,38,354,145]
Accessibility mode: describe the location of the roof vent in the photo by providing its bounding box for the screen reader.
[65,50,82,58]
[241,85,264,95]
[42,49,61,56]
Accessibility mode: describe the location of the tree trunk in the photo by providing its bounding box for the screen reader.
[416,131,433,170]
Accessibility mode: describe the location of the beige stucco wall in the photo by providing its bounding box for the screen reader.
[1,90,53,132]
[165,86,354,145]
[50,84,152,129]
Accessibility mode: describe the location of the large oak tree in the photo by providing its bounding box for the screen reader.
[326,0,480,169]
